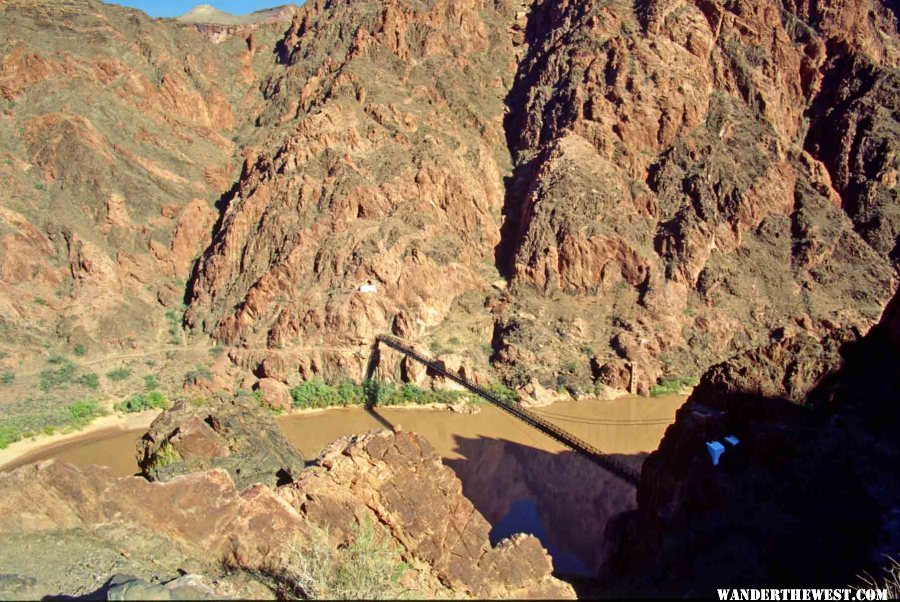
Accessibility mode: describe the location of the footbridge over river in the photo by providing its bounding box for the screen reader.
[373,335,642,487]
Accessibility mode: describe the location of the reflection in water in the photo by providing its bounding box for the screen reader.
[1,395,685,577]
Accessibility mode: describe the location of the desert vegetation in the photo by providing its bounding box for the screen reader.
[114,391,170,413]
[288,378,490,410]
[857,558,900,599]
[650,376,700,397]
[284,518,411,600]
[0,399,102,449]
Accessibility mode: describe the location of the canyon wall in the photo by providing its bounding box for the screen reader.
[0,0,897,397]
[183,0,899,395]
[605,283,900,594]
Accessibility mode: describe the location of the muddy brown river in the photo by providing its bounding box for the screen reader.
[1,394,686,576]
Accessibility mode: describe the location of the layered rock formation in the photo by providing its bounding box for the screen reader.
[175,3,301,44]
[0,424,574,599]
[604,284,900,594]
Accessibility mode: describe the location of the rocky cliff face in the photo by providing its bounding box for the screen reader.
[183,0,520,386]
[604,283,900,594]
[182,0,898,395]
[0,0,897,398]
[491,0,899,392]
[0,0,288,364]
[0,407,574,599]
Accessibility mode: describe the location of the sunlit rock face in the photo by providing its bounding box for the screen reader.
[0,425,575,599]
[181,0,898,393]
[1,0,897,392]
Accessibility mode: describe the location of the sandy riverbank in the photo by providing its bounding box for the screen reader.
[0,409,161,471]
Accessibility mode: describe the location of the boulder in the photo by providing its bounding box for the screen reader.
[594,358,632,392]
[137,395,305,489]
[254,377,292,411]
[516,377,570,407]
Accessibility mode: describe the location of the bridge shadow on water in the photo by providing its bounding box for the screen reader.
[443,434,647,582]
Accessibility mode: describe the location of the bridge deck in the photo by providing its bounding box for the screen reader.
[376,335,641,487]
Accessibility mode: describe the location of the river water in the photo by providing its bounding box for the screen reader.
[1,394,685,576]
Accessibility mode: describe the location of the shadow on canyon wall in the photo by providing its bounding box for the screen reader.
[445,435,646,578]
[604,297,900,596]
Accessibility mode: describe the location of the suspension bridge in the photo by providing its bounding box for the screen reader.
[374,335,642,487]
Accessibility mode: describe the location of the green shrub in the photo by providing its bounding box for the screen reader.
[290,379,473,410]
[0,423,22,449]
[147,442,182,471]
[40,361,77,391]
[106,367,132,382]
[484,381,518,404]
[165,308,185,343]
[114,391,169,413]
[184,367,213,386]
[335,380,366,406]
[363,379,394,407]
[73,344,87,357]
[33,297,47,306]
[291,378,341,409]
[209,345,225,357]
[67,400,101,426]
[33,181,45,191]
[77,373,100,390]
[143,374,160,390]
[47,354,67,364]
[0,399,102,448]
[364,380,470,407]
[650,375,700,397]
[0,370,13,386]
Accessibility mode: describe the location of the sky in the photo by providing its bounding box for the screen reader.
[102,1,296,18]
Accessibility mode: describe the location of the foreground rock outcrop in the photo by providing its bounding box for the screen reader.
[282,431,575,598]
[137,395,306,489]
[0,398,574,599]
[605,284,900,595]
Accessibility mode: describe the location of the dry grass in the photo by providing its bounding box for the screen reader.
[284,518,413,600]
[856,556,900,598]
